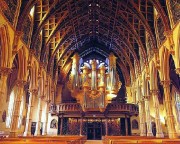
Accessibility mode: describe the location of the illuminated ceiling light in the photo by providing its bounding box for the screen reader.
[30,6,35,17]
[89,4,91,6]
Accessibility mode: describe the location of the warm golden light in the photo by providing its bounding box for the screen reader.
[68,53,121,112]
[30,6,35,17]
[160,115,165,124]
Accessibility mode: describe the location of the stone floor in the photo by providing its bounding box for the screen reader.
[85,140,102,144]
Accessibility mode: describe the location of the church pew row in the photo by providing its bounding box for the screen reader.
[102,136,180,144]
[0,135,87,144]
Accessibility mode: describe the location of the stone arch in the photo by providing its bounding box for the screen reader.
[0,24,11,68]
[7,54,19,99]
[15,46,29,81]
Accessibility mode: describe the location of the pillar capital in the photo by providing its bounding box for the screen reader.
[164,30,173,38]
[46,100,51,104]
[29,89,38,95]
[15,80,26,88]
[161,80,171,88]
[150,90,159,95]
[143,95,150,100]
[0,67,12,76]
[40,95,46,100]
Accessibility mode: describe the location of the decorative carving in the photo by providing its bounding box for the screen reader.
[12,31,23,55]
[143,95,150,100]
[161,80,171,88]
[30,89,38,96]
[150,90,159,95]
[170,0,180,25]
[16,80,26,88]
[153,49,160,69]
[164,31,175,55]
[157,18,165,45]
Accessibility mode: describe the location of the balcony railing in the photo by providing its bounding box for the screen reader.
[107,103,139,114]
[51,103,139,115]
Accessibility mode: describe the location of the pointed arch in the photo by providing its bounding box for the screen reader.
[0,24,11,68]
[15,46,29,81]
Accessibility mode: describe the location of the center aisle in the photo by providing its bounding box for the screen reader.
[85,140,102,144]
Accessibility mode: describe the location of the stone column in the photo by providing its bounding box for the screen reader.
[43,102,49,135]
[125,115,128,136]
[105,118,108,135]
[24,89,38,136]
[138,100,146,136]
[161,80,178,138]
[80,117,83,135]
[60,115,64,135]
[35,97,43,136]
[9,80,26,137]
[144,96,153,136]
[151,90,164,137]
[0,67,11,120]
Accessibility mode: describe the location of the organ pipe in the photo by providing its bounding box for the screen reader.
[68,53,121,112]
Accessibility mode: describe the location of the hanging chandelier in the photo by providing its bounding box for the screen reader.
[67,53,122,112]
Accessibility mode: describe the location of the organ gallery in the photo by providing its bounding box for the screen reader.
[0,0,179,143]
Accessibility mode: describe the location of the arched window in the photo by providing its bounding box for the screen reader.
[6,90,15,128]
[18,95,24,128]
[132,119,139,129]
[175,92,180,123]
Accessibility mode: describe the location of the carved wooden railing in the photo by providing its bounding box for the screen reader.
[52,103,139,115]
[57,103,82,112]
[107,103,139,114]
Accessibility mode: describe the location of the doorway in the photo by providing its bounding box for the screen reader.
[87,122,102,140]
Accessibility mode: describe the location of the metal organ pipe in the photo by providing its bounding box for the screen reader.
[72,53,80,90]
[109,53,117,92]
[91,59,97,90]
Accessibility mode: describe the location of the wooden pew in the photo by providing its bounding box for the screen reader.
[102,136,180,144]
[0,135,87,144]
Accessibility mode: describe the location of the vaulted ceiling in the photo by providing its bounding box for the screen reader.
[2,0,172,86]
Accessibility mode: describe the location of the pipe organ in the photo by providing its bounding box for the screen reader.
[68,53,122,112]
